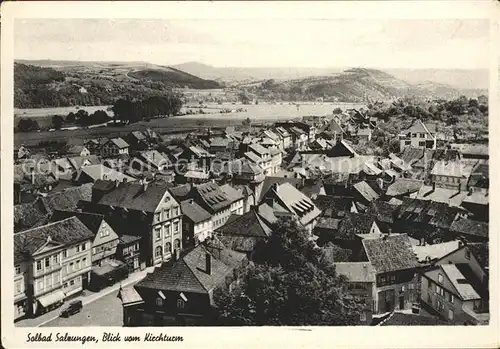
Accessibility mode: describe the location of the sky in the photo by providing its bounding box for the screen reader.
[14,19,490,70]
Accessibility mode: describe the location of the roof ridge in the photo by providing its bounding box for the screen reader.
[15,216,76,235]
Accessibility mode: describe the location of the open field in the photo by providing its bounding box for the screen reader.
[14,117,270,147]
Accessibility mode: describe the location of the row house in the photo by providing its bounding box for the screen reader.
[100,138,130,158]
[421,242,489,324]
[220,184,245,216]
[89,181,182,268]
[14,217,94,320]
[259,182,321,234]
[246,143,273,175]
[334,262,377,324]
[362,234,420,314]
[430,160,475,190]
[121,238,248,326]
[117,235,142,272]
[180,199,214,246]
[398,120,437,152]
[50,210,120,267]
[274,127,292,149]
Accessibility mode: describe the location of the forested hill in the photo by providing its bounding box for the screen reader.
[14,61,222,108]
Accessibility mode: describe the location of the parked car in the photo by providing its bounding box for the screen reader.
[60,300,83,318]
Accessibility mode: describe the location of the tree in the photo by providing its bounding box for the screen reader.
[66,112,76,123]
[52,115,64,130]
[242,117,252,128]
[214,218,364,326]
[333,107,343,115]
[17,118,40,132]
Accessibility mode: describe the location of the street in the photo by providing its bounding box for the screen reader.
[41,290,123,327]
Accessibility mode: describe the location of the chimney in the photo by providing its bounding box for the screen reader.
[143,181,149,192]
[205,252,211,275]
[189,198,194,204]
[457,183,461,194]
[432,182,436,192]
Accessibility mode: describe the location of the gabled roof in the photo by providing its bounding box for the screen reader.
[379,312,449,326]
[313,195,354,218]
[431,160,474,178]
[136,238,246,294]
[415,185,468,207]
[217,210,272,238]
[181,199,212,223]
[270,182,322,226]
[169,183,193,201]
[14,217,94,264]
[220,184,244,203]
[412,240,461,263]
[386,178,424,197]
[67,155,100,170]
[440,264,481,300]
[50,210,106,235]
[450,217,488,239]
[258,176,303,203]
[338,212,378,238]
[353,181,380,202]
[108,138,129,149]
[14,203,49,233]
[194,182,232,212]
[140,150,170,169]
[366,200,399,224]
[404,120,434,136]
[131,131,146,140]
[97,182,173,213]
[362,234,419,273]
[244,151,263,164]
[76,164,136,183]
[38,183,93,214]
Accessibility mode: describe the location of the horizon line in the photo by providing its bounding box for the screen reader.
[13,58,489,71]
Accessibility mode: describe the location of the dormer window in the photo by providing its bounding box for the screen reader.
[438,273,443,284]
[156,297,163,307]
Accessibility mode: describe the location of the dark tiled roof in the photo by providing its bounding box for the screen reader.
[313,195,354,218]
[14,203,49,233]
[109,138,129,148]
[316,217,341,230]
[169,183,193,201]
[181,199,212,223]
[136,238,246,293]
[396,198,459,229]
[353,181,379,202]
[467,243,489,270]
[50,210,104,234]
[366,200,399,224]
[39,183,93,214]
[362,234,419,273]
[97,182,171,213]
[338,213,377,239]
[217,211,271,238]
[14,217,94,264]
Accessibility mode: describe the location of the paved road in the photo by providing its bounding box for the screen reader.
[41,290,123,327]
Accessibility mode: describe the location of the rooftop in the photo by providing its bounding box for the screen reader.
[333,262,376,283]
[362,234,419,274]
[181,199,212,223]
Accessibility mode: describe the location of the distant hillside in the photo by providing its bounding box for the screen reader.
[172,62,489,91]
[237,68,487,102]
[14,60,221,108]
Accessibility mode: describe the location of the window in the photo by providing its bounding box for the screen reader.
[448,309,454,321]
[448,293,454,303]
[164,224,171,236]
[177,299,185,309]
[81,243,86,251]
[165,242,172,254]
[15,265,21,275]
[164,209,171,220]
[63,282,68,288]
[390,275,396,283]
[155,212,161,222]
[419,141,426,147]
[92,247,96,254]
[15,281,22,294]
[70,279,75,286]
[46,275,52,288]
[174,239,181,250]
[45,257,50,268]
[82,258,87,267]
[155,246,163,258]
[411,133,417,137]
[174,222,179,233]
[76,245,80,253]
[360,312,367,322]
[438,273,443,284]
[465,249,471,259]
[37,280,43,291]
[102,221,107,228]
[53,254,59,264]
[54,273,60,283]
[437,300,444,312]
[76,260,81,270]
[155,228,161,241]
[420,133,425,138]
[70,262,74,272]
[156,297,163,307]
[36,260,42,271]
[63,250,67,258]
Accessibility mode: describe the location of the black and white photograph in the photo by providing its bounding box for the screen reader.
[1,1,498,348]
